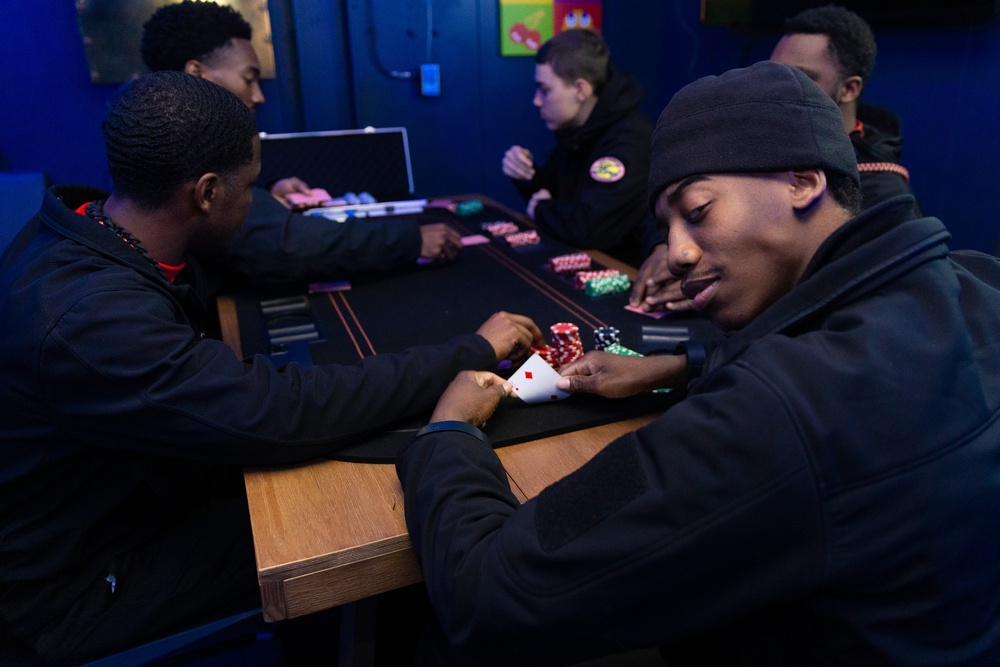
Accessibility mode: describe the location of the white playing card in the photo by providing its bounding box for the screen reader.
[509,353,571,403]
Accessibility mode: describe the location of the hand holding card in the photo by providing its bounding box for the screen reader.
[509,353,571,403]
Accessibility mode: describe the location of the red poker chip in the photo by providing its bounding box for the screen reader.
[550,322,579,335]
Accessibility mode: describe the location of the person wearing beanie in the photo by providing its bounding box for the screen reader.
[396,61,1000,664]
[500,28,655,267]
[0,70,542,662]
[632,5,919,316]
[140,0,462,293]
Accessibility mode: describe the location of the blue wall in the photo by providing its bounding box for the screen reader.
[2,0,998,252]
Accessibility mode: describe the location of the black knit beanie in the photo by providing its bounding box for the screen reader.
[648,61,859,209]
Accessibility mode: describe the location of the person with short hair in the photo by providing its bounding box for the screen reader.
[0,70,542,662]
[502,29,654,266]
[141,0,463,291]
[772,5,918,212]
[632,6,920,316]
[398,61,1000,665]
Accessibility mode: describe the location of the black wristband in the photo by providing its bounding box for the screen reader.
[415,420,488,443]
[675,340,706,380]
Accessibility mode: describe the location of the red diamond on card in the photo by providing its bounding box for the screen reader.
[525,371,533,379]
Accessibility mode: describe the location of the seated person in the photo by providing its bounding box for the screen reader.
[0,71,542,662]
[633,5,921,314]
[141,1,461,291]
[502,29,653,266]
[397,62,1000,664]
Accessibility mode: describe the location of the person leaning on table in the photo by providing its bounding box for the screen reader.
[0,70,542,662]
[396,61,1000,665]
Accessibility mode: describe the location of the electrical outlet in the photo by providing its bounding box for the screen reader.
[420,64,440,96]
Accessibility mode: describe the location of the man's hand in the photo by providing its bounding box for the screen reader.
[475,311,545,363]
[429,371,512,428]
[630,244,693,313]
[419,224,462,264]
[527,188,552,220]
[502,145,535,181]
[269,177,312,209]
[556,351,686,398]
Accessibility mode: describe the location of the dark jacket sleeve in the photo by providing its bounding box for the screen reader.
[531,122,651,252]
[41,284,497,466]
[396,362,825,663]
[199,187,423,287]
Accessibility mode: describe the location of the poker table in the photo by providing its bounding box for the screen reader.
[218,195,717,632]
[220,195,717,463]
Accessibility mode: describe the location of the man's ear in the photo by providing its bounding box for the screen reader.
[573,77,594,102]
[789,169,827,212]
[193,173,222,215]
[837,75,863,106]
[183,60,205,78]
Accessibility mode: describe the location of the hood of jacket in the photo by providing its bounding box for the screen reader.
[554,63,646,152]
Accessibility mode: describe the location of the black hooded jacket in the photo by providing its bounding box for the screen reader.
[515,66,654,266]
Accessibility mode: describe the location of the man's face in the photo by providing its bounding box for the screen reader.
[199,137,261,247]
[199,38,265,112]
[533,63,584,132]
[655,173,812,330]
[770,33,842,101]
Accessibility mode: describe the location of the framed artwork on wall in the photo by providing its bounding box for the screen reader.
[75,0,275,83]
[500,0,603,56]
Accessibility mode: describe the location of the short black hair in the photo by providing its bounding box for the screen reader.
[783,5,877,83]
[827,169,863,215]
[536,29,610,95]
[141,0,252,72]
[104,71,257,209]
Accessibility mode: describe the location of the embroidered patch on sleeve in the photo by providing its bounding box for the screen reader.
[589,157,626,183]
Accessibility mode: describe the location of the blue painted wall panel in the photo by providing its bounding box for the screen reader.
[2,0,997,252]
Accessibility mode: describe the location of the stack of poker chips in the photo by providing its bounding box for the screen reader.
[593,326,621,351]
[584,273,632,297]
[504,230,542,247]
[455,199,484,216]
[481,221,520,236]
[604,341,643,357]
[550,322,584,367]
[548,252,592,274]
[531,345,558,368]
[574,268,621,290]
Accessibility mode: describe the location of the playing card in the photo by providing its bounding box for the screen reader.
[460,234,490,246]
[624,304,670,319]
[287,188,334,206]
[509,353,571,403]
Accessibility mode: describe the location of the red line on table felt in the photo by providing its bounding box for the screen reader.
[335,292,377,356]
[477,243,607,329]
[326,292,366,360]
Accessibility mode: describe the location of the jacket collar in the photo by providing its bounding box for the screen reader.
[42,185,172,285]
[703,196,951,377]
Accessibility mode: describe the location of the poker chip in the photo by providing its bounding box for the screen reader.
[427,198,458,212]
[604,342,643,357]
[481,221,520,236]
[584,273,632,297]
[550,322,584,367]
[574,268,621,290]
[593,326,620,351]
[531,345,558,368]
[505,230,541,247]
[548,252,592,274]
[455,199,484,216]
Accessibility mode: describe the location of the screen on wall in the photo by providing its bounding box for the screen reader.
[701,0,998,28]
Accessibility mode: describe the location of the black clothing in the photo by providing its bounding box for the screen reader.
[196,186,424,292]
[853,120,922,215]
[514,67,653,266]
[0,185,496,661]
[398,197,1000,665]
